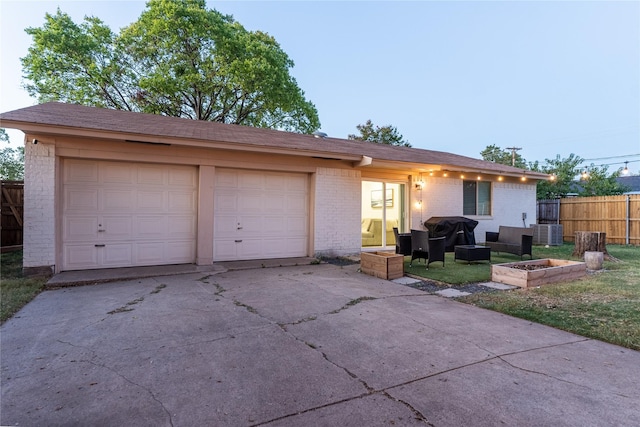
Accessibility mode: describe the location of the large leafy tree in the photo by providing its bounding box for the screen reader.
[21,0,320,133]
[480,144,526,168]
[531,153,629,199]
[0,129,24,180]
[348,120,411,147]
[531,153,584,199]
[579,164,629,196]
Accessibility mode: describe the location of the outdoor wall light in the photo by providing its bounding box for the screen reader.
[32,138,38,144]
[498,176,504,181]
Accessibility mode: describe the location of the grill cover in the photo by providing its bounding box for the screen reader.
[423,216,479,252]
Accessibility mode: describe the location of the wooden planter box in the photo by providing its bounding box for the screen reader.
[491,259,586,288]
[361,251,404,280]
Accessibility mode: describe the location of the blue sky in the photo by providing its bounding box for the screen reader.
[1,0,639,173]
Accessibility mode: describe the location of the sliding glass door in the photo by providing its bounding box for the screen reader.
[361,181,406,248]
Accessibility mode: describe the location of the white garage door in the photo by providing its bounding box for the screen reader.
[213,169,309,261]
[62,159,197,271]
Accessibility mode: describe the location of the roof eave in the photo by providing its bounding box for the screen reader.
[2,119,364,162]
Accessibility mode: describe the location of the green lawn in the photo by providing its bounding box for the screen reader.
[1,251,47,323]
[404,244,640,350]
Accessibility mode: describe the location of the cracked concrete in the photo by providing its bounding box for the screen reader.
[2,263,639,426]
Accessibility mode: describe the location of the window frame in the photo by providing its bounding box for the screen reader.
[463,180,492,216]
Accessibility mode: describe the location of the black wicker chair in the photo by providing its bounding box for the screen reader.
[393,227,412,256]
[409,229,429,267]
[427,236,446,269]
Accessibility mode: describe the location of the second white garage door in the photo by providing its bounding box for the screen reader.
[213,169,309,261]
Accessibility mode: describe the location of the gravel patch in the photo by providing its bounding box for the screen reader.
[404,278,499,296]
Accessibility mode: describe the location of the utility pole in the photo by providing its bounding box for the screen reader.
[505,147,522,166]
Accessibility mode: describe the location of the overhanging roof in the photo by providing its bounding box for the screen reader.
[0,102,550,179]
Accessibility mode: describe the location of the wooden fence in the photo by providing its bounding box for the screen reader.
[538,195,640,245]
[1,180,24,250]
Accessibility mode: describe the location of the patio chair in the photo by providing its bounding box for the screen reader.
[427,236,446,269]
[393,227,412,256]
[409,229,429,267]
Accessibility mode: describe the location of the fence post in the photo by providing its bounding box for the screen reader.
[627,195,630,245]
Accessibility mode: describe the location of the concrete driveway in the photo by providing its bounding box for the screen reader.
[2,263,639,426]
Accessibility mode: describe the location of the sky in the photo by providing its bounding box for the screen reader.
[1,0,639,174]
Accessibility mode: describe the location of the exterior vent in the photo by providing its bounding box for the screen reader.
[531,224,563,246]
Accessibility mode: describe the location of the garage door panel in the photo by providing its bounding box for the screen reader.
[135,242,165,264]
[136,216,168,238]
[239,172,265,188]
[62,160,197,270]
[102,216,133,239]
[169,191,196,212]
[286,216,308,234]
[65,160,98,183]
[213,215,238,238]
[214,192,237,212]
[214,239,239,259]
[167,216,196,238]
[64,217,98,241]
[285,196,308,212]
[170,168,197,186]
[103,244,133,266]
[102,189,135,211]
[66,189,98,211]
[137,190,165,210]
[166,241,195,262]
[102,164,134,184]
[286,175,308,191]
[137,166,165,185]
[262,194,287,212]
[65,245,99,269]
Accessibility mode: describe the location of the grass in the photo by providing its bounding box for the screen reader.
[404,244,640,350]
[1,250,48,323]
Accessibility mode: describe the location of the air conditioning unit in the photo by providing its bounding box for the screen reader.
[531,224,563,246]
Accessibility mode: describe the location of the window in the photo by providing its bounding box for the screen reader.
[463,180,491,216]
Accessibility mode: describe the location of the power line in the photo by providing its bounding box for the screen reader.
[582,153,640,161]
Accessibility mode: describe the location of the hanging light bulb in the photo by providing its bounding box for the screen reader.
[622,161,630,175]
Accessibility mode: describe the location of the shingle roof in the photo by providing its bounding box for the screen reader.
[0,102,548,178]
[617,176,640,192]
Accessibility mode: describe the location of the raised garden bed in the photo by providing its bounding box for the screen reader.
[491,258,586,288]
[361,251,404,280]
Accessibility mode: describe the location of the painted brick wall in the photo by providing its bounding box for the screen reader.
[484,182,537,238]
[23,141,56,272]
[314,167,362,257]
[409,175,537,244]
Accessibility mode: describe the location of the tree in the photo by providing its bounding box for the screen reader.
[531,154,629,199]
[578,164,629,196]
[531,153,583,199]
[480,144,526,168]
[0,129,24,180]
[21,0,320,133]
[348,120,411,147]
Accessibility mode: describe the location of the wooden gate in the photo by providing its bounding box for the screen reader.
[1,180,24,251]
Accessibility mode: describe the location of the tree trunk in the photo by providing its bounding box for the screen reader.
[572,231,614,260]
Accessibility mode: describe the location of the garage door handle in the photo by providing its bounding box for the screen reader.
[95,244,106,247]
[234,240,242,243]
